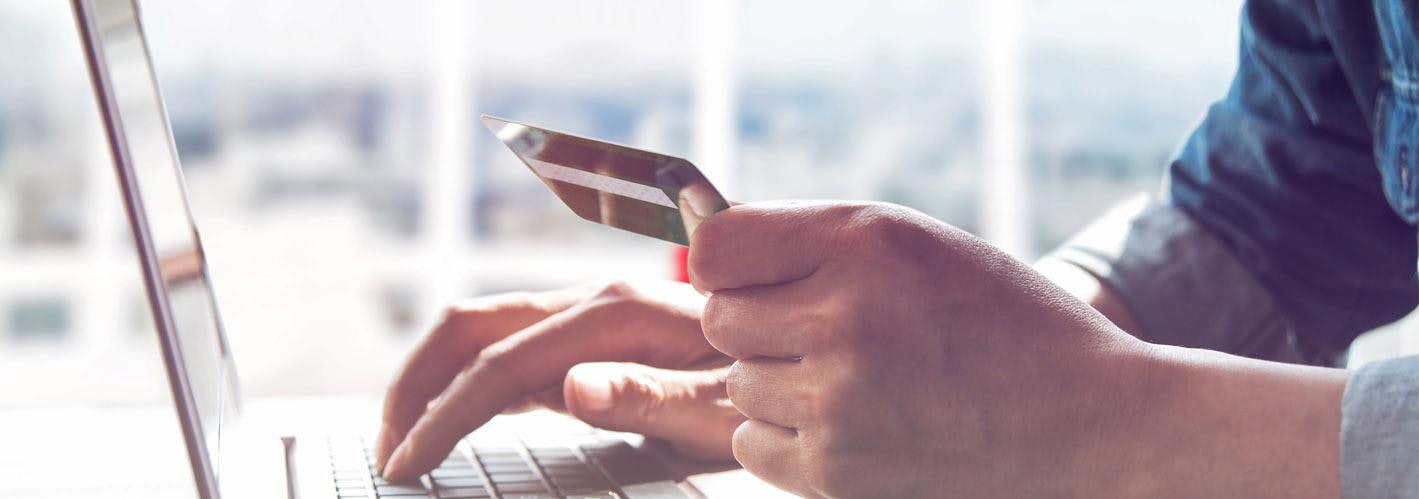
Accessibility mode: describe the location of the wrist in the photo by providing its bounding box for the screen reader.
[1034,258,1145,339]
[1086,344,1347,499]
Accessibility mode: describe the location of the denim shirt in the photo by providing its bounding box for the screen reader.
[1171,0,1419,358]
[1044,1,1419,495]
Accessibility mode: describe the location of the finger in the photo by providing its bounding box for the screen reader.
[501,387,566,414]
[689,201,842,293]
[376,294,550,469]
[564,363,744,460]
[376,285,594,469]
[383,295,689,480]
[383,357,524,481]
[702,283,825,359]
[725,358,811,430]
[733,419,805,495]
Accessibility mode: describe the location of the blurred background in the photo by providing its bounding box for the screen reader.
[0,0,1413,410]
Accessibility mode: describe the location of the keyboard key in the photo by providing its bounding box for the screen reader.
[431,468,482,479]
[529,447,577,458]
[546,469,602,480]
[483,464,533,474]
[620,482,694,499]
[539,461,586,470]
[376,484,429,494]
[496,482,552,493]
[539,460,590,469]
[559,485,616,496]
[555,478,611,490]
[561,492,616,499]
[581,442,676,486]
[437,486,492,498]
[431,477,484,488]
[474,448,521,458]
[488,471,541,481]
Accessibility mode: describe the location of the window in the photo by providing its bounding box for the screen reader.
[736,1,984,234]
[6,296,70,343]
[1022,0,1242,255]
[5,0,1411,406]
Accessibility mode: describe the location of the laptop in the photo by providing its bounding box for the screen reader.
[70,0,776,497]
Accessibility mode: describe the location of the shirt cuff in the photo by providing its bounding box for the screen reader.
[1040,195,1333,365]
[1342,355,1419,498]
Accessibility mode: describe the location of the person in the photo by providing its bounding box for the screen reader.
[377,1,1419,497]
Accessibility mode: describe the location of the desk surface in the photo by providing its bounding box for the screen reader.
[0,398,789,499]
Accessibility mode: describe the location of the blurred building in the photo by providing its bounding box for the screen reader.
[7,0,1408,409]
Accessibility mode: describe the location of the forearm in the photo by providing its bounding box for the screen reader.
[1095,345,1347,499]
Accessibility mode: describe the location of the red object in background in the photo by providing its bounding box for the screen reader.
[672,246,690,283]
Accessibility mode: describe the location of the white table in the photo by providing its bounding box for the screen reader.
[0,398,790,498]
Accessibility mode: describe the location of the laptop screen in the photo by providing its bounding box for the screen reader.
[75,0,239,495]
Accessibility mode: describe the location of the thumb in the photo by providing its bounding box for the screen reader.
[564,362,742,461]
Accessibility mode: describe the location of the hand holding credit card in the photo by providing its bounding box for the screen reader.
[481,115,731,246]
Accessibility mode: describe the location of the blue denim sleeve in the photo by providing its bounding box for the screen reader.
[1342,355,1419,498]
[1044,196,1318,363]
[1168,0,1418,356]
[1044,1,1419,493]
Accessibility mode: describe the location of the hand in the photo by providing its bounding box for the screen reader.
[378,280,744,482]
[691,201,1346,498]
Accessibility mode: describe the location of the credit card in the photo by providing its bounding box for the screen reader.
[481,115,731,246]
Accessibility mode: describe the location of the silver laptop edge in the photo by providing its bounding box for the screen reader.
[72,1,230,497]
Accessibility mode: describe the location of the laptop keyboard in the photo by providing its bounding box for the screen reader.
[325,434,690,499]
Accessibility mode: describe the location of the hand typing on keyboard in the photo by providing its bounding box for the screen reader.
[378,280,745,482]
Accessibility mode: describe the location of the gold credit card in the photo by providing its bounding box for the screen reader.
[481,115,731,246]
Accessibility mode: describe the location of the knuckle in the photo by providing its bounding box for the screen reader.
[729,420,755,466]
[472,347,527,395]
[808,389,838,424]
[433,304,473,334]
[700,295,733,353]
[617,371,666,425]
[431,303,491,340]
[474,345,511,375]
[585,280,643,311]
[845,203,934,248]
[445,291,541,321]
[810,385,847,425]
[802,305,844,344]
[723,361,749,405]
[847,203,910,237]
[592,280,637,300]
[809,370,858,425]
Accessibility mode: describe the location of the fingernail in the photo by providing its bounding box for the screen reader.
[680,185,725,221]
[578,376,615,413]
